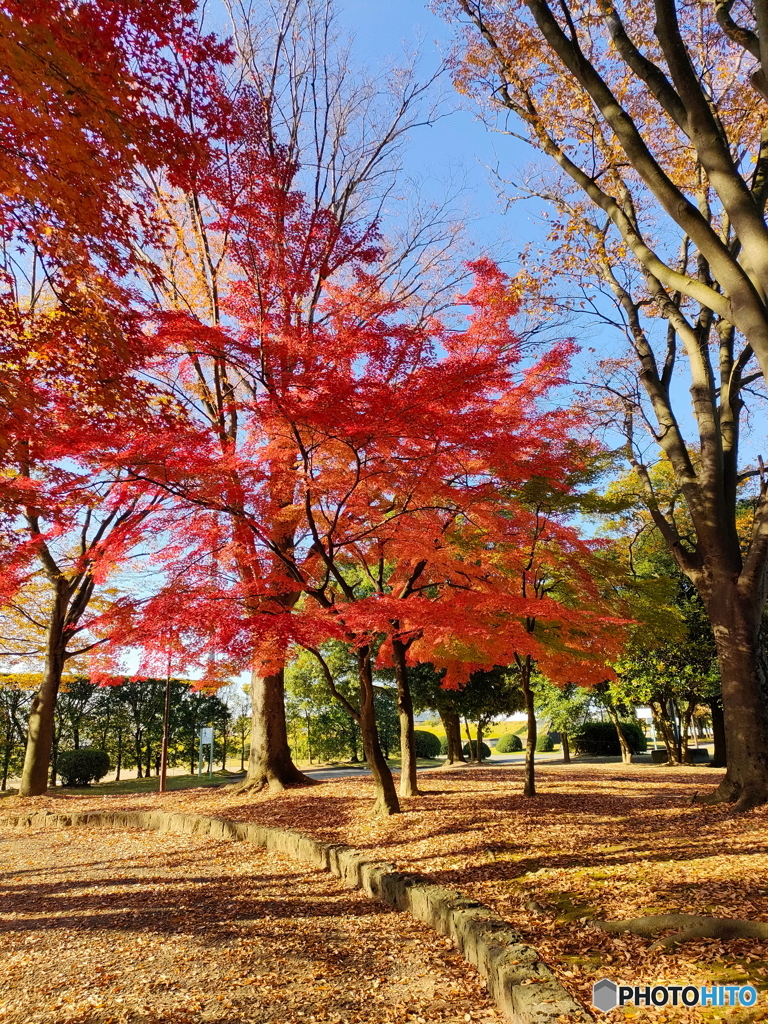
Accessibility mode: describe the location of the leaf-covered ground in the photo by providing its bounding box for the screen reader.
[0,825,502,1024]
[6,760,768,1022]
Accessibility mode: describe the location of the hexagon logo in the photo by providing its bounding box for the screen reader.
[592,978,618,1013]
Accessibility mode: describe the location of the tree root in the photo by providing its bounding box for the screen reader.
[525,897,768,949]
[595,914,768,949]
[231,770,318,795]
[371,795,401,817]
[692,774,768,812]
[231,776,268,795]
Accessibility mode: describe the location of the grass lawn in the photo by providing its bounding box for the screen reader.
[27,759,444,799]
[50,768,246,797]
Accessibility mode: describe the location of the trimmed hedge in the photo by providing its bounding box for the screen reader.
[462,740,491,760]
[536,732,555,752]
[495,732,523,753]
[573,720,647,757]
[57,748,111,787]
[413,730,442,759]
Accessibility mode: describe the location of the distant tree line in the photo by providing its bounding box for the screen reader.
[0,675,233,789]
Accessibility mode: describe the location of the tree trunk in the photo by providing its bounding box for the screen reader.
[709,699,727,767]
[681,701,695,762]
[561,732,571,764]
[440,710,465,763]
[476,720,485,762]
[1,721,13,790]
[605,704,633,764]
[49,720,59,787]
[243,667,313,792]
[357,647,400,815]
[348,718,359,762]
[19,621,66,796]
[650,702,681,764]
[464,716,476,760]
[701,592,768,810]
[392,638,419,797]
[520,657,536,797]
[221,721,228,771]
[115,727,122,782]
[135,726,143,778]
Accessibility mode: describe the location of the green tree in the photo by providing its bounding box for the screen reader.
[533,678,592,764]
[0,677,31,790]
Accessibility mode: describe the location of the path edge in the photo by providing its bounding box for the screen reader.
[0,808,593,1024]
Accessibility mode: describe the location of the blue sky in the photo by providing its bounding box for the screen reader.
[336,0,538,266]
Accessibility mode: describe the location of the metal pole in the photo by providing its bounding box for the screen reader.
[198,732,203,777]
[208,729,213,778]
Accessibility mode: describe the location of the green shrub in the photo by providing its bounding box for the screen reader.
[462,740,491,760]
[495,732,523,752]
[573,720,647,757]
[620,720,647,753]
[413,730,442,759]
[57,748,111,787]
[439,736,449,755]
[536,732,555,752]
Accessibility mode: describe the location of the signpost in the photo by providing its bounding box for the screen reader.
[198,727,214,778]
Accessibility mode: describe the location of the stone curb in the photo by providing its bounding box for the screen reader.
[0,809,592,1024]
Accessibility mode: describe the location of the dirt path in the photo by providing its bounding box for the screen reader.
[0,825,503,1024]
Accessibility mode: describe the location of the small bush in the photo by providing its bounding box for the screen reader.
[462,740,491,760]
[495,732,523,753]
[57,748,111,787]
[536,732,555,752]
[439,736,449,755]
[573,720,647,757]
[413,729,442,759]
[620,720,647,753]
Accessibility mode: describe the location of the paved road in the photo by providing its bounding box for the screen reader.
[303,752,565,782]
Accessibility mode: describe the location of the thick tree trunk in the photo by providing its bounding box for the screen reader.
[605,704,633,764]
[561,732,571,764]
[520,658,536,798]
[709,699,727,768]
[392,638,419,797]
[357,647,399,815]
[19,633,65,797]
[440,710,466,763]
[243,667,313,792]
[701,592,768,810]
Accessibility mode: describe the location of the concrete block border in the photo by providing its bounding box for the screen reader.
[1,809,592,1024]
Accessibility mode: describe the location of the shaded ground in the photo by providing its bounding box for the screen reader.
[0,825,502,1024]
[6,759,768,1021]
